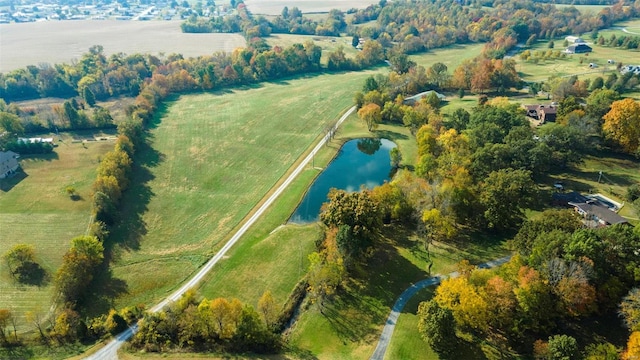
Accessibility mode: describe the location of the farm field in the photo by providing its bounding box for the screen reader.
[0,20,246,72]
[109,70,381,311]
[243,0,377,15]
[0,135,113,330]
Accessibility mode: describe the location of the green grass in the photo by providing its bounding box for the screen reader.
[109,70,383,312]
[195,115,417,304]
[409,43,485,70]
[0,135,113,330]
[515,37,640,83]
[384,288,437,360]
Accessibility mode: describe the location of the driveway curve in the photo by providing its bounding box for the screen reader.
[84,106,357,360]
[369,255,512,360]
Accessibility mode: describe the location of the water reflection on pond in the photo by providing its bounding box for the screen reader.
[289,138,396,224]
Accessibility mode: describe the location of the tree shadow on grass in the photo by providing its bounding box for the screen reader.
[374,129,409,142]
[0,345,34,359]
[12,261,49,287]
[320,227,431,343]
[105,119,164,258]
[80,265,129,318]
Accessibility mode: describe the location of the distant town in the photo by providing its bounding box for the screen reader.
[0,0,229,23]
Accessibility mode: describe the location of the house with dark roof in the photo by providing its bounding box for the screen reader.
[569,200,629,227]
[0,151,19,179]
[565,43,592,54]
[523,104,557,123]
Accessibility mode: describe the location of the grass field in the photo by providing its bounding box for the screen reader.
[0,134,113,330]
[515,38,640,83]
[0,20,246,72]
[409,43,485,70]
[108,70,382,311]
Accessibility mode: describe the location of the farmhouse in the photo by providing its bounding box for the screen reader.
[403,90,446,105]
[523,104,557,123]
[0,151,19,179]
[565,43,592,54]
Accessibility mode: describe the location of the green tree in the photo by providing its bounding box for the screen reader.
[0,112,24,150]
[586,88,619,119]
[584,342,620,360]
[3,244,46,285]
[92,107,113,127]
[82,86,96,107]
[320,189,381,257]
[480,169,536,232]
[54,236,104,304]
[417,300,457,358]
[448,108,470,132]
[390,147,402,168]
[547,334,579,360]
[352,35,359,47]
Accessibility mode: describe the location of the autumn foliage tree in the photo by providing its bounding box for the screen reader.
[320,189,381,264]
[603,98,640,154]
[54,236,104,304]
[358,103,382,131]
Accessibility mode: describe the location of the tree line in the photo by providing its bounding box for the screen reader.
[181,0,640,63]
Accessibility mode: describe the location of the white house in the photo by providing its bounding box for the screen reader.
[0,151,19,179]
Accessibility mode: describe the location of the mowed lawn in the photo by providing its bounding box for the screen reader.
[0,137,113,330]
[111,70,380,309]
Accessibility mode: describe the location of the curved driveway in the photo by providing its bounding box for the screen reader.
[369,255,512,360]
[85,106,357,360]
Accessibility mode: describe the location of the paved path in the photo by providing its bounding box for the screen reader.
[369,255,512,360]
[85,106,357,360]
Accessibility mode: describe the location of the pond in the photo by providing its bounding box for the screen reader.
[288,138,397,224]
